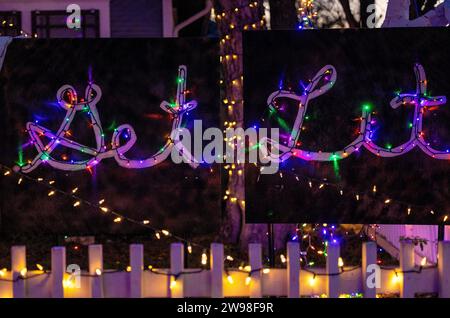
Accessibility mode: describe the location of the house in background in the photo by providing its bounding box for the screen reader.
[0,0,213,38]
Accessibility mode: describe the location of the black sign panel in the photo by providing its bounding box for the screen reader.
[0,38,220,235]
[244,28,450,224]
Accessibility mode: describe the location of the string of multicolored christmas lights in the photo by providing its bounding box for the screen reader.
[214,1,262,22]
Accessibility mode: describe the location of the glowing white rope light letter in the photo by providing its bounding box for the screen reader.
[260,65,367,162]
[364,63,448,159]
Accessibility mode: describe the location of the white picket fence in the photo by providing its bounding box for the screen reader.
[0,241,449,298]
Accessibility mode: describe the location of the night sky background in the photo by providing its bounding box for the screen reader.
[244,28,450,224]
[0,39,221,238]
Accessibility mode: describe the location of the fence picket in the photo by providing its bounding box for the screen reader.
[399,241,415,298]
[11,246,26,298]
[248,243,262,298]
[88,244,104,298]
[170,243,184,298]
[362,241,377,298]
[326,242,340,298]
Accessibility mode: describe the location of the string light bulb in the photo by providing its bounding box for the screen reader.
[309,275,316,286]
[392,273,400,284]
